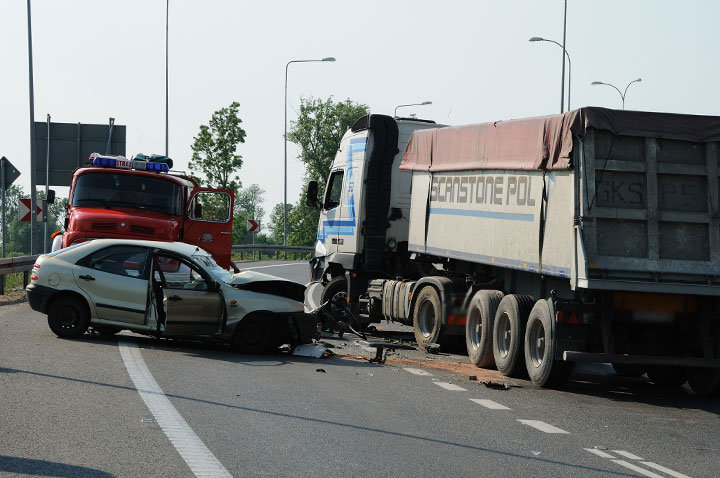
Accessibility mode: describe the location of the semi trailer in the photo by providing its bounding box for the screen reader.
[306,108,720,394]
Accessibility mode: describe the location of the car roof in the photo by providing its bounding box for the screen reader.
[77,238,210,257]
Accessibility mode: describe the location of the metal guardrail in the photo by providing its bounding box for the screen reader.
[0,254,39,295]
[232,244,314,261]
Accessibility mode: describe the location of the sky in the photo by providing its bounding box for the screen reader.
[1,0,719,224]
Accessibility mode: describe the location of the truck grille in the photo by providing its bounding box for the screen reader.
[91,222,116,231]
[129,225,155,235]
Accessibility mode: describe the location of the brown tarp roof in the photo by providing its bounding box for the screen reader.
[400,107,720,172]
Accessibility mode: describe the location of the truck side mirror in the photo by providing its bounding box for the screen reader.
[47,189,56,204]
[306,181,319,208]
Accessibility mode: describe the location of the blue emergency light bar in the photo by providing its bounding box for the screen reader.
[89,153,170,173]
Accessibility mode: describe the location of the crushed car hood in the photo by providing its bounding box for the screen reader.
[226,270,306,303]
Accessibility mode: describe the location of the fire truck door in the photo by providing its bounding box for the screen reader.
[183,188,234,269]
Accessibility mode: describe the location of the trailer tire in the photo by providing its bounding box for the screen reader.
[687,369,720,396]
[646,366,687,387]
[493,294,534,377]
[611,363,646,378]
[413,286,443,349]
[466,290,504,368]
[524,299,575,388]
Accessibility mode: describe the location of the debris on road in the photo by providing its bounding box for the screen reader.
[425,343,441,354]
[293,343,327,358]
[315,368,326,373]
[481,381,511,390]
[468,375,478,381]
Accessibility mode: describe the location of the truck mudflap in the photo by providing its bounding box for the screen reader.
[561,351,720,369]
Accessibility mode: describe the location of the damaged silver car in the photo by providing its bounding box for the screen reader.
[26,239,318,352]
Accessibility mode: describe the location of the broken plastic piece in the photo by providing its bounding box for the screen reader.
[316,368,326,373]
[293,343,327,358]
[481,381,510,390]
[425,343,441,354]
[468,375,478,381]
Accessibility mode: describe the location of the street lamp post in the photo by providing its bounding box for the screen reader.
[591,79,642,109]
[284,57,335,254]
[165,0,169,157]
[529,36,572,112]
[394,101,432,118]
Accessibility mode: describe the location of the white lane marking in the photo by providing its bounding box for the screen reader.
[119,342,232,478]
[612,450,644,460]
[469,398,511,410]
[434,382,467,391]
[640,462,693,478]
[403,367,433,376]
[610,460,665,478]
[517,420,570,434]
[584,448,615,459]
[242,263,303,270]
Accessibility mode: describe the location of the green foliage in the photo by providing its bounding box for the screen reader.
[1,186,66,255]
[287,187,321,246]
[267,202,293,245]
[288,97,369,188]
[233,184,265,244]
[189,101,246,193]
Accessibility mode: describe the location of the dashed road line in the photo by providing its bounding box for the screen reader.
[469,398,511,410]
[434,382,467,391]
[517,420,570,434]
[119,342,232,478]
[612,450,644,460]
[611,460,665,478]
[640,462,692,478]
[584,448,615,459]
[403,367,433,376]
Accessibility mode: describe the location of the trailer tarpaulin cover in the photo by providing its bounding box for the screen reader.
[400,107,720,172]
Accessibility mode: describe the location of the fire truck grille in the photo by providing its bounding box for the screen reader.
[91,222,116,231]
[129,225,155,235]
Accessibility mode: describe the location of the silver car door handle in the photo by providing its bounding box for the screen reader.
[78,275,95,281]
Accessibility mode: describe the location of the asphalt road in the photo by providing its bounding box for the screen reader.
[1,260,718,477]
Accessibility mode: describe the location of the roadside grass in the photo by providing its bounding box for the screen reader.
[231,251,311,262]
[3,272,26,292]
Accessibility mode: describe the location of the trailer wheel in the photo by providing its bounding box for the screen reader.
[523,299,575,388]
[646,366,687,387]
[687,369,720,396]
[466,290,503,368]
[611,363,646,378]
[413,286,443,349]
[493,294,534,377]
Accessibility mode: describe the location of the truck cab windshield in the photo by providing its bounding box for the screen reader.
[72,172,183,216]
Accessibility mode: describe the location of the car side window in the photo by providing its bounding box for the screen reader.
[154,255,209,291]
[78,246,149,279]
[324,170,344,210]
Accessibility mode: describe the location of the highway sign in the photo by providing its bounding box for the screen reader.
[247,219,260,232]
[19,198,45,223]
[0,157,20,189]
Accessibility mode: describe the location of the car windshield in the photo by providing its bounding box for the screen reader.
[192,253,233,283]
[72,171,183,216]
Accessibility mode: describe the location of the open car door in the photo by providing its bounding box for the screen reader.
[152,253,224,337]
[183,188,234,269]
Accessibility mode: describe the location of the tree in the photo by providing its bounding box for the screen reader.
[233,184,265,244]
[189,101,246,193]
[286,96,369,246]
[267,202,293,245]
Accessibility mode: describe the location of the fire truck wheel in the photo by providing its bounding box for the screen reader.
[611,363,646,377]
[413,286,443,349]
[687,368,720,396]
[466,290,504,368]
[524,299,575,388]
[647,366,687,387]
[492,294,534,377]
[232,315,276,354]
[48,296,90,339]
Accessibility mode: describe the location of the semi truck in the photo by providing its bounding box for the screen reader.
[306,108,720,395]
[53,153,235,269]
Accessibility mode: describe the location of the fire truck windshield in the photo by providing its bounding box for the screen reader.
[72,172,183,216]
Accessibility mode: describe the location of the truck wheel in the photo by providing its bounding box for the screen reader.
[646,366,687,387]
[232,316,276,354]
[47,296,90,339]
[321,276,347,313]
[611,363,646,377]
[413,286,443,349]
[687,369,720,396]
[493,294,534,377]
[466,290,503,368]
[524,299,575,388]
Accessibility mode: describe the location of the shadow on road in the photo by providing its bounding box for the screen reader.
[0,456,113,477]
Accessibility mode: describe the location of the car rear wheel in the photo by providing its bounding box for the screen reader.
[48,296,90,339]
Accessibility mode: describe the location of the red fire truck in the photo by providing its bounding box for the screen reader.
[53,153,235,269]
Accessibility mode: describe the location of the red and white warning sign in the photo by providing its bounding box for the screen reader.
[246,219,259,232]
[19,198,45,223]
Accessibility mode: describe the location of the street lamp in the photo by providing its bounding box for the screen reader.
[529,36,572,112]
[394,101,432,118]
[165,0,169,157]
[591,78,642,109]
[284,57,336,252]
